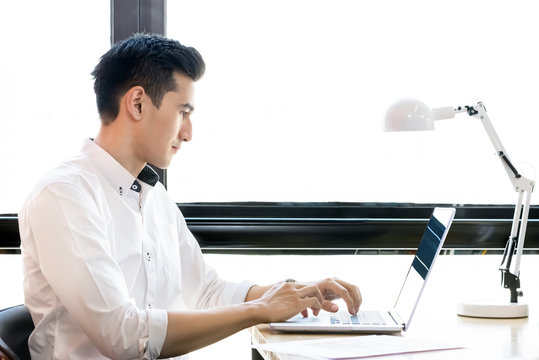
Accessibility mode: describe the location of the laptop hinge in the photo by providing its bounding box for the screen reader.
[389,310,406,330]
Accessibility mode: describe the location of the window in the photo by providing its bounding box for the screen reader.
[166,0,539,205]
[0,0,110,214]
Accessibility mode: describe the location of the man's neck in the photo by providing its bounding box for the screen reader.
[94,123,145,178]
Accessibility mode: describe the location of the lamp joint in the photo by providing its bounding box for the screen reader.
[500,269,523,303]
[464,105,479,116]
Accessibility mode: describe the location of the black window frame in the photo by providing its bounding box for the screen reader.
[3,203,539,253]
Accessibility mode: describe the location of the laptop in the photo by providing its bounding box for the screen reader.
[269,207,456,334]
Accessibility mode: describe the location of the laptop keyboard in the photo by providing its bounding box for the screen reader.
[330,310,387,325]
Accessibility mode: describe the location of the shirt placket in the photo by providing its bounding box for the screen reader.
[140,190,157,310]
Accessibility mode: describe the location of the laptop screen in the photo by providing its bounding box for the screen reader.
[393,207,455,330]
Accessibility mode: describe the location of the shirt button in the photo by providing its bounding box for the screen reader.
[146,252,151,261]
[148,304,152,309]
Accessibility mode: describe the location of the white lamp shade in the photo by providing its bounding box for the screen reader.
[385,99,435,131]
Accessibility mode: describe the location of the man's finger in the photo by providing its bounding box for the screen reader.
[321,300,340,313]
[296,284,324,304]
[333,279,362,314]
[301,297,321,316]
[325,281,356,312]
[318,278,361,314]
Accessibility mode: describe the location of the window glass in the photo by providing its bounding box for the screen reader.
[0,1,110,214]
[167,0,539,205]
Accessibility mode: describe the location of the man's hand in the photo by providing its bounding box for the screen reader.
[246,277,362,322]
[251,281,324,323]
[312,277,362,316]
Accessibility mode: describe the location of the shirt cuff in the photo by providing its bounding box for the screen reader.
[146,309,168,359]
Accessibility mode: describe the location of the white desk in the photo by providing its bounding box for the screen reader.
[250,255,539,360]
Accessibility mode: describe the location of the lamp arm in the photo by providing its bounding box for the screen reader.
[464,103,523,187]
[435,102,532,191]
[499,189,532,303]
[452,102,535,303]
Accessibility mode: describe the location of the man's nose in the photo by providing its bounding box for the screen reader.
[179,118,192,142]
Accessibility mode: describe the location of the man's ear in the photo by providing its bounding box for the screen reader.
[124,86,145,121]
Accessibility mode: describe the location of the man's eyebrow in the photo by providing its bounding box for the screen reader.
[182,103,195,112]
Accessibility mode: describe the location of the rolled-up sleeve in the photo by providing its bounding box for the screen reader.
[176,215,255,310]
[145,309,168,359]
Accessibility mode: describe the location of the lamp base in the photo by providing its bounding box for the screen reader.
[457,300,528,318]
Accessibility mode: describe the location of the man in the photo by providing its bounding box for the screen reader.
[19,34,361,359]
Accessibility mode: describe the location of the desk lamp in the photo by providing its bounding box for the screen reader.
[385,99,535,318]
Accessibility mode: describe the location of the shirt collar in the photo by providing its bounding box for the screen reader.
[81,139,159,196]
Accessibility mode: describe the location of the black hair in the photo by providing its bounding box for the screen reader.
[91,33,205,124]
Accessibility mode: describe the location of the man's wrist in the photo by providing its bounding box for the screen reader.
[245,284,272,302]
[247,297,271,323]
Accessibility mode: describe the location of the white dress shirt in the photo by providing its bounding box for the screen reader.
[19,139,253,359]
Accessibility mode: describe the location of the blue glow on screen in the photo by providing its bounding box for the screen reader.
[412,217,445,279]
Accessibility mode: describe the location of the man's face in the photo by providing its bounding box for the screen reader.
[137,72,195,169]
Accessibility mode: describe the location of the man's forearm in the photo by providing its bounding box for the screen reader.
[244,284,273,302]
[159,278,357,358]
[159,302,266,358]
[160,284,275,357]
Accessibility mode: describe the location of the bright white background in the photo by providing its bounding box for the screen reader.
[167,0,539,205]
[0,1,109,214]
[1,1,538,213]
